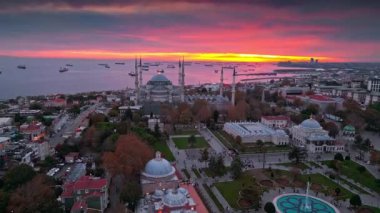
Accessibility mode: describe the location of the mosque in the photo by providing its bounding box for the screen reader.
[290,117,345,153]
[137,152,207,213]
[134,59,185,104]
[141,152,179,194]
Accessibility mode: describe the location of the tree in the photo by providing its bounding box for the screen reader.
[288,147,307,164]
[7,174,62,213]
[68,105,80,115]
[200,148,209,162]
[208,156,226,176]
[230,157,243,179]
[120,179,142,210]
[213,110,220,123]
[102,134,153,177]
[323,122,339,138]
[350,194,362,208]
[264,202,276,213]
[334,153,344,161]
[325,104,337,114]
[256,140,267,168]
[301,104,319,116]
[335,187,341,196]
[293,98,304,108]
[154,122,161,138]
[3,164,36,191]
[188,135,196,148]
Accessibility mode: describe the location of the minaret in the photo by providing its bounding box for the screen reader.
[178,59,182,86]
[134,57,139,104]
[139,57,143,87]
[220,67,224,96]
[180,57,185,102]
[231,67,236,106]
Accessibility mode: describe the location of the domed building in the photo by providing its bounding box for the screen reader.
[142,74,176,103]
[141,152,179,194]
[290,117,344,153]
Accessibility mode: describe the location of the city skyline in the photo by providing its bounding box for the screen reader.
[1,0,380,62]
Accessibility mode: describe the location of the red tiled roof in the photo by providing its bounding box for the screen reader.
[73,176,107,190]
[262,115,290,121]
[53,98,66,103]
[71,200,87,211]
[62,176,107,197]
[308,95,333,101]
[20,122,44,132]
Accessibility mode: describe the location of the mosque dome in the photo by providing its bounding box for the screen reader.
[143,152,175,178]
[147,74,172,86]
[163,189,188,207]
[300,118,321,129]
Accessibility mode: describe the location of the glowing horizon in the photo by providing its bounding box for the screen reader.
[0,50,331,62]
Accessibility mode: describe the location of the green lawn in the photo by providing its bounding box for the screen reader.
[215,174,262,210]
[152,141,175,161]
[308,161,322,168]
[203,184,224,211]
[192,168,201,178]
[211,130,290,153]
[182,169,190,179]
[202,167,229,178]
[173,129,199,135]
[211,130,234,149]
[299,174,353,200]
[266,169,353,200]
[359,206,380,213]
[323,160,380,193]
[172,136,209,149]
[277,162,311,170]
[337,177,369,194]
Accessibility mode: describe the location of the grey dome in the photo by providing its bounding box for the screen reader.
[300,118,321,129]
[143,152,175,178]
[148,74,172,85]
[163,189,188,207]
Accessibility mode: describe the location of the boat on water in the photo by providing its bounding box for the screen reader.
[157,69,164,74]
[167,64,175,69]
[142,65,149,69]
[115,62,125,65]
[98,63,107,66]
[150,62,160,66]
[17,65,26,69]
[105,65,110,68]
[142,68,149,71]
[59,67,69,73]
[204,64,213,67]
[128,72,136,77]
[66,64,73,67]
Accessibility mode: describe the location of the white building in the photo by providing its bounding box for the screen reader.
[290,117,344,153]
[368,78,380,92]
[148,118,164,132]
[0,117,12,127]
[261,116,290,129]
[223,122,289,145]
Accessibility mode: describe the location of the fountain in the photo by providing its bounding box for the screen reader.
[273,181,340,213]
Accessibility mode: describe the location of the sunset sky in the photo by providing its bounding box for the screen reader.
[1,0,380,62]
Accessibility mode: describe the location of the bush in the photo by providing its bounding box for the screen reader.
[357,166,366,173]
[334,153,344,161]
[264,202,276,213]
[350,194,362,207]
[329,174,336,179]
[345,155,351,161]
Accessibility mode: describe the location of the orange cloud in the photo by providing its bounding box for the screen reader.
[0,50,331,62]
